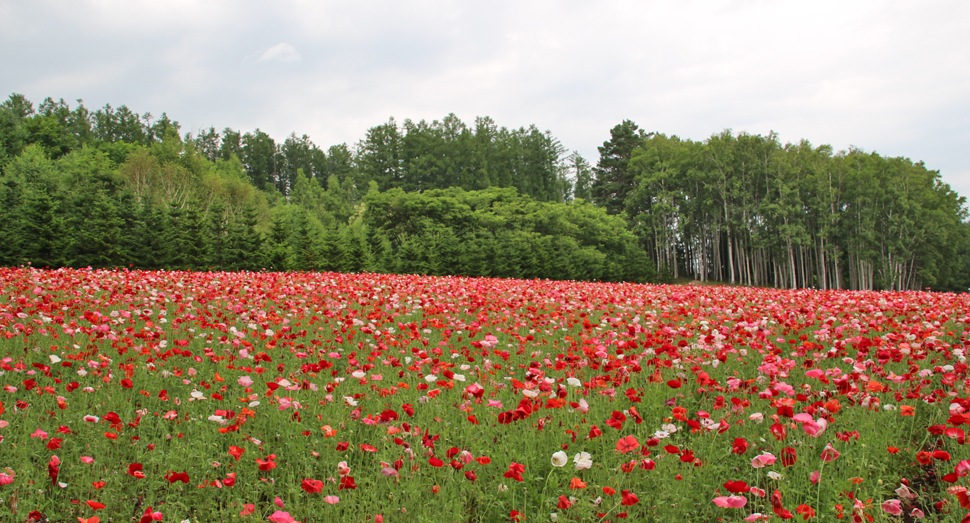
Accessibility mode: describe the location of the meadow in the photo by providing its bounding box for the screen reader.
[0,267,969,523]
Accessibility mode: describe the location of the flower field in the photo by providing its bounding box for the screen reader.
[1,268,969,523]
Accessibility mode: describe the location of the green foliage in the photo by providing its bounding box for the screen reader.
[1,92,966,288]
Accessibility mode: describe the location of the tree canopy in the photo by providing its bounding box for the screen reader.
[1,93,966,291]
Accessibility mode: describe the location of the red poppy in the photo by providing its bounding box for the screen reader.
[338,475,357,490]
[795,504,815,520]
[228,446,245,461]
[557,495,571,509]
[48,455,60,485]
[85,501,106,510]
[164,471,189,484]
[771,489,794,519]
[616,435,640,454]
[257,455,277,471]
[620,490,639,506]
[504,462,525,482]
[723,480,750,493]
[769,423,787,441]
[336,442,349,451]
[127,463,145,478]
[429,457,444,467]
[732,438,749,454]
[781,447,797,467]
[464,470,477,482]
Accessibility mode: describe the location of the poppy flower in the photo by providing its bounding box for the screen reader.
[881,500,902,515]
[257,456,278,471]
[732,438,750,454]
[820,444,840,462]
[713,496,747,508]
[781,447,797,467]
[569,477,587,489]
[573,452,593,470]
[301,479,324,493]
[769,489,795,519]
[228,446,245,461]
[724,481,751,493]
[620,490,639,506]
[138,507,163,523]
[616,436,640,454]
[267,511,296,523]
[164,471,189,484]
[48,455,60,485]
[751,452,776,468]
[551,451,568,467]
[339,475,357,490]
[85,501,106,510]
[504,462,525,482]
[323,496,339,504]
[795,505,815,520]
[557,495,571,509]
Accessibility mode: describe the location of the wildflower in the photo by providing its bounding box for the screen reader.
[820,444,840,462]
[573,452,593,471]
[877,499,902,516]
[301,479,323,493]
[551,451,568,467]
[751,452,776,468]
[620,490,639,506]
[616,436,640,454]
[713,496,747,508]
[267,511,296,523]
[569,477,587,489]
[504,462,525,482]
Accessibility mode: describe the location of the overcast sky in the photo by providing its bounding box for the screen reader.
[2,0,969,198]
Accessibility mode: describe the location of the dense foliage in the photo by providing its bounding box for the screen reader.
[1,94,967,290]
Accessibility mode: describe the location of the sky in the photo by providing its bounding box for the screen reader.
[2,0,969,198]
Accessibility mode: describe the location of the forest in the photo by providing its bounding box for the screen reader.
[0,93,967,291]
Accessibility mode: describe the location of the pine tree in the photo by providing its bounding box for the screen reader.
[339,224,370,273]
[207,200,230,271]
[591,120,649,215]
[68,189,122,268]
[264,213,291,271]
[319,224,343,272]
[20,186,66,268]
[226,203,265,271]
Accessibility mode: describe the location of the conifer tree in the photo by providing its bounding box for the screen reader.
[339,224,370,273]
[319,224,343,272]
[69,189,122,268]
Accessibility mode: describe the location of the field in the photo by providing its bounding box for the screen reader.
[1,268,969,523]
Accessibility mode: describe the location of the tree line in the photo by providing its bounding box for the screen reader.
[591,121,969,291]
[0,93,966,290]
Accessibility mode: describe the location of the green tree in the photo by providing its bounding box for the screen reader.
[591,120,649,215]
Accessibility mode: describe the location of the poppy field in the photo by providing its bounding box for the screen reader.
[1,267,970,523]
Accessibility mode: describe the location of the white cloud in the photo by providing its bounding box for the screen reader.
[257,43,301,63]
